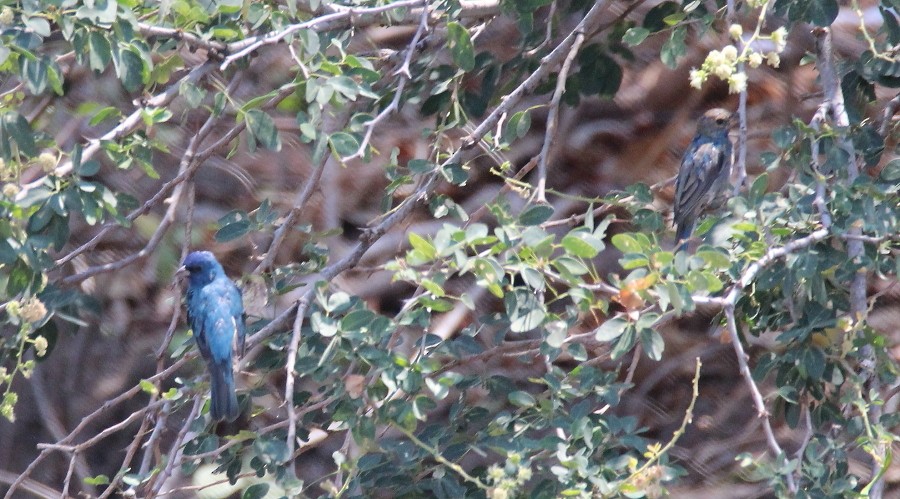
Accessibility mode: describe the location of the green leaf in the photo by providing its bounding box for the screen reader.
[447,22,475,72]
[88,106,121,126]
[3,112,37,157]
[24,16,51,37]
[622,27,650,47]
[502,110,531,143]
[440,162,468,185]
[76,160,100,177]
[19,55,51,95]
[611,233,642,254]
[771,125,796,149]
[610,326,637,360]
[695,250,730,270]
[642,1,681,31]
[328,75,359,101]
[545,321,567,348]
[116,46,146,93]
[7,259,36,296]
[408,159,434,174]
[139,379,157,395]
[578,45,623,98]
[808,0,838,26]
[595,317,627,341]
[554,256,589,276]
[881,158,900,181]
[800,347,826,380]
[0,239,16,265]
[639,328,665,361]
[661,27,686,69]
[76,0,118,24]
[562,230,604,258]
[88,31,112,71]
[246,109,281,151]
[504,287,546,333]
[253,435,290,464]
[329,132,359,157]
[408,232,436,260]
[215,210,251,242]
[520,266,545,291]
[508,390,536,408]
[519,204,554,226]
[242,484,270,499]
[749,172,768,203]
[83,475,110,486]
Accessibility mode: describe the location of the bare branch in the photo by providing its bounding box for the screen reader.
[16,62,214,201]
[723,303,796,491]
[878,92,900,137]
[814,25,880,497]
[535,27,587,203]
[221,0,428,70]
[342,2,431,162]
[149,395,203,497]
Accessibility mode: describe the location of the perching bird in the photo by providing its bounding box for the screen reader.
[673,108,734,249]
[178,251,245,422]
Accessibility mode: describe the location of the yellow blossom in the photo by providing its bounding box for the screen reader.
[517,466,532,481]
[713,62,734,80]
[766,52,781,68]
[5,300,20,318]
[37,152,56,174]
[705,49,725,67]
[0,7,13,26]
[689,69,705,89]
[729,24,743,40]
[728,72,748,94]
[1,392,17,422]
[721,45,738,62]
[33,336,48,357]
[748,52,763,68]
[20,297,46,323]
[771,27,788,52]
[2,183,19,198]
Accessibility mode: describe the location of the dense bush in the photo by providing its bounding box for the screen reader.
[0,0,897,497]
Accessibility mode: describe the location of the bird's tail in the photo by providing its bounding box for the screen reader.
[675,221,694,252]
[208,361,239,422]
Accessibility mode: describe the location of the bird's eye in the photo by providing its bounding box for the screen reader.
[716,118,726,124]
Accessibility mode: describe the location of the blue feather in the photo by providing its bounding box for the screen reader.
[673,109,734,250]
[181,251,245,422]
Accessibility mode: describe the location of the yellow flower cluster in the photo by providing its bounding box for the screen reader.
[689,25,788,94]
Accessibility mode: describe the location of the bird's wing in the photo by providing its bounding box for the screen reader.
[674,140,729,221]
[186,287,212,359]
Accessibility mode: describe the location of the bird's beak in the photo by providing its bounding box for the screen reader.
[175,265,189,280]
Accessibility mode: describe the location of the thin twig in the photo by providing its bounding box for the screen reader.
[878,92,900,137]
[253,151,329,274]
[343,2,430,162]
[221,0,428,70]
[149,394,203,497]
[814,26,880,498]
[16,63,214,201]
[535,27,586,203]
[283,291,315,471]
[4,358,189,499]
[723,303,796,491]
[137,23,227,54]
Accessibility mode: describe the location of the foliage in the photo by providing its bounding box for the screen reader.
[0,0,897,498]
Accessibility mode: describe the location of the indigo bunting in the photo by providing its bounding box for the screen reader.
[178,251,245,421]
[674,108,734,249]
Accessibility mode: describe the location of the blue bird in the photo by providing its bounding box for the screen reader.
[178,251,245,422]
[674,108,734,250]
